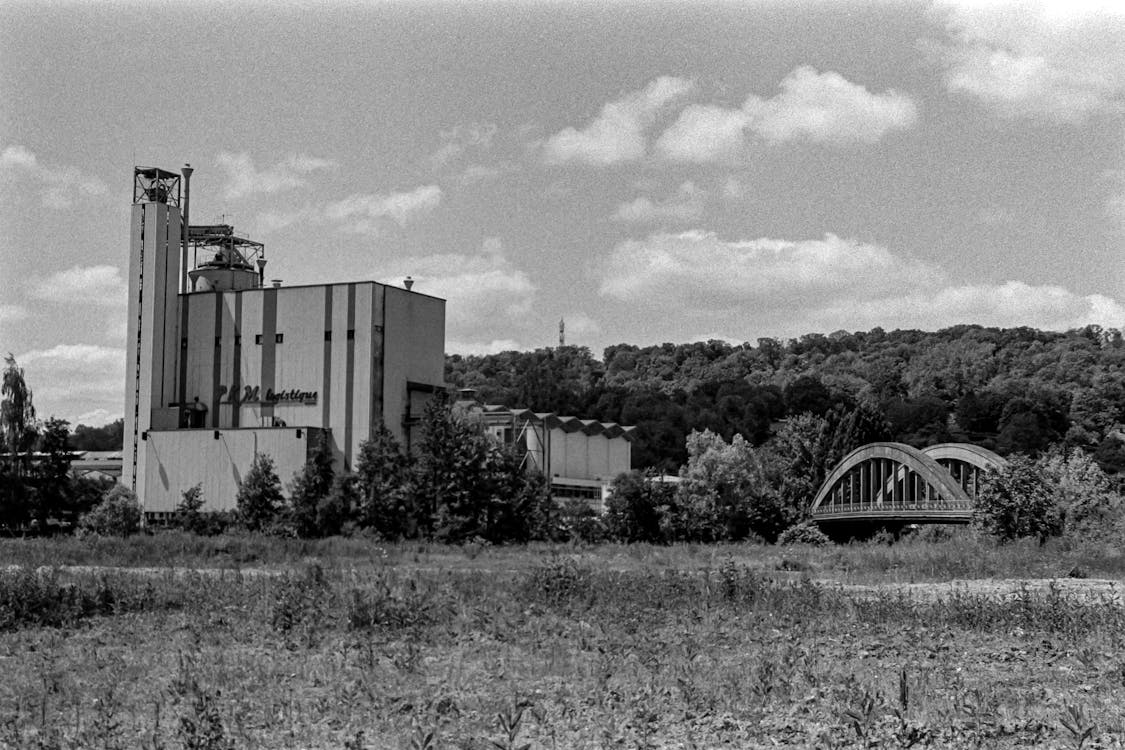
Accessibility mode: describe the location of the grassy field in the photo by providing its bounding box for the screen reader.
[1,534,1124,749]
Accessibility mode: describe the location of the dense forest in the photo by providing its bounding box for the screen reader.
[447,324,1125,476]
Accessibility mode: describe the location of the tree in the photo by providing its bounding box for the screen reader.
[768,413,834,521]
[176,483,206,533]
[675,430,788,542]
[81,485,142,536]
[2,353,37,476]
[236,452,284,532]
[604,470,673,544]
[355,423,411,537]
[1037,448,1122,540]
[287,433,336,537]
[33,418,73,529]
[974,456,1062,543]
[783,375,834,417]
[412,391,485,540]
[318,473,359,537]
[70,419,124,451]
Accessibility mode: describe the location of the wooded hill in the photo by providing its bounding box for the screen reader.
[446,324,1125,474]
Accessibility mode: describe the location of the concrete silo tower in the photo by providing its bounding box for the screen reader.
[123,166,186,502]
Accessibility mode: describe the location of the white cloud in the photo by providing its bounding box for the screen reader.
[0,145,107,207]
[612,182,706,224]
[656,104,751,163]
[600,231,938,305]
[253,206,321,235]
[17,345,125,425]
[599,229,1125,336]
[655,67,917,162]
[809,282,1125,333]
[446,338,526,356]
[325,185,443,232]
[0,304,29,324]
[374,238,537,344]
[72,408,118,427]
[722,176,747,200]
[431,122,497,168]
[748,67,919,145]
[216,152,336,200]
[931,1,1125,123]
[30,265,127,307]
[543,76,695,166]
[560,311,602,339]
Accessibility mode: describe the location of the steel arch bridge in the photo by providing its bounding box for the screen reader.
[810,442,1008,525]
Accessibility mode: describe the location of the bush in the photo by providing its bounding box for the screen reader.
[975,455,1062,543]
[236,453,284,532]
[557,498,606,543]
[80,486,142,536]
[776,521,831,546]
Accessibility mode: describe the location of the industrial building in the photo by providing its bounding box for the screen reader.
[454,392,635,512]
[124,165,445,519]
[122,163,634,522]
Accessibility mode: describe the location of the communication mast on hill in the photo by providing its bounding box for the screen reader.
[559,318,565,347]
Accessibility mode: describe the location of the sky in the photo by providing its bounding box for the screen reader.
[2,0,1125,427]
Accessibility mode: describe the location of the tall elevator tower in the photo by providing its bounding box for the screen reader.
[123,167,184,504]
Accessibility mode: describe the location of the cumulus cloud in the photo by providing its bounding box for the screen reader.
[217,152,336,200]
[0,145,107,207]
[542,76,695,166]
[325,185,442,233]
[931,1,1125,122]
[612,182,706,224]
[30,265,128,307]
[374,238,537,344]
[17,344,125,424]
[655,67,917,162]
[599,230,1125,336]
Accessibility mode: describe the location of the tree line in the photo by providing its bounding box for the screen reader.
[447,324,1125,474]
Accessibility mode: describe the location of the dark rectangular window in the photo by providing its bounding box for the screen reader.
[255,334,263,345]
[346,329,355,340]
[275,333,284,344]
[324,330,332,341]
[181,337,188,349]
[214,335,221,347]
[234,335,241,346]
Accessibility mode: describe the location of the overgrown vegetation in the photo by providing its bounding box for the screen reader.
[1,545,1124,747]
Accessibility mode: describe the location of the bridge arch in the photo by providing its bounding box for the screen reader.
[921,443,1007,500]
[810,442,982,524]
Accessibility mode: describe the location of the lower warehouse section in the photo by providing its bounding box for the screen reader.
[141,427,326,519]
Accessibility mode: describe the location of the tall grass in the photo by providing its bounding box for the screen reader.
[2,553,1124,747]
[3,529,1124,583]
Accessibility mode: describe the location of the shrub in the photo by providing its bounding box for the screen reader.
[975,455,1062,543]
[776,521,831,546]
[604,470,671,543]
[236,453,284,532]
[81,486,142,536]
[557,498,606,543]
